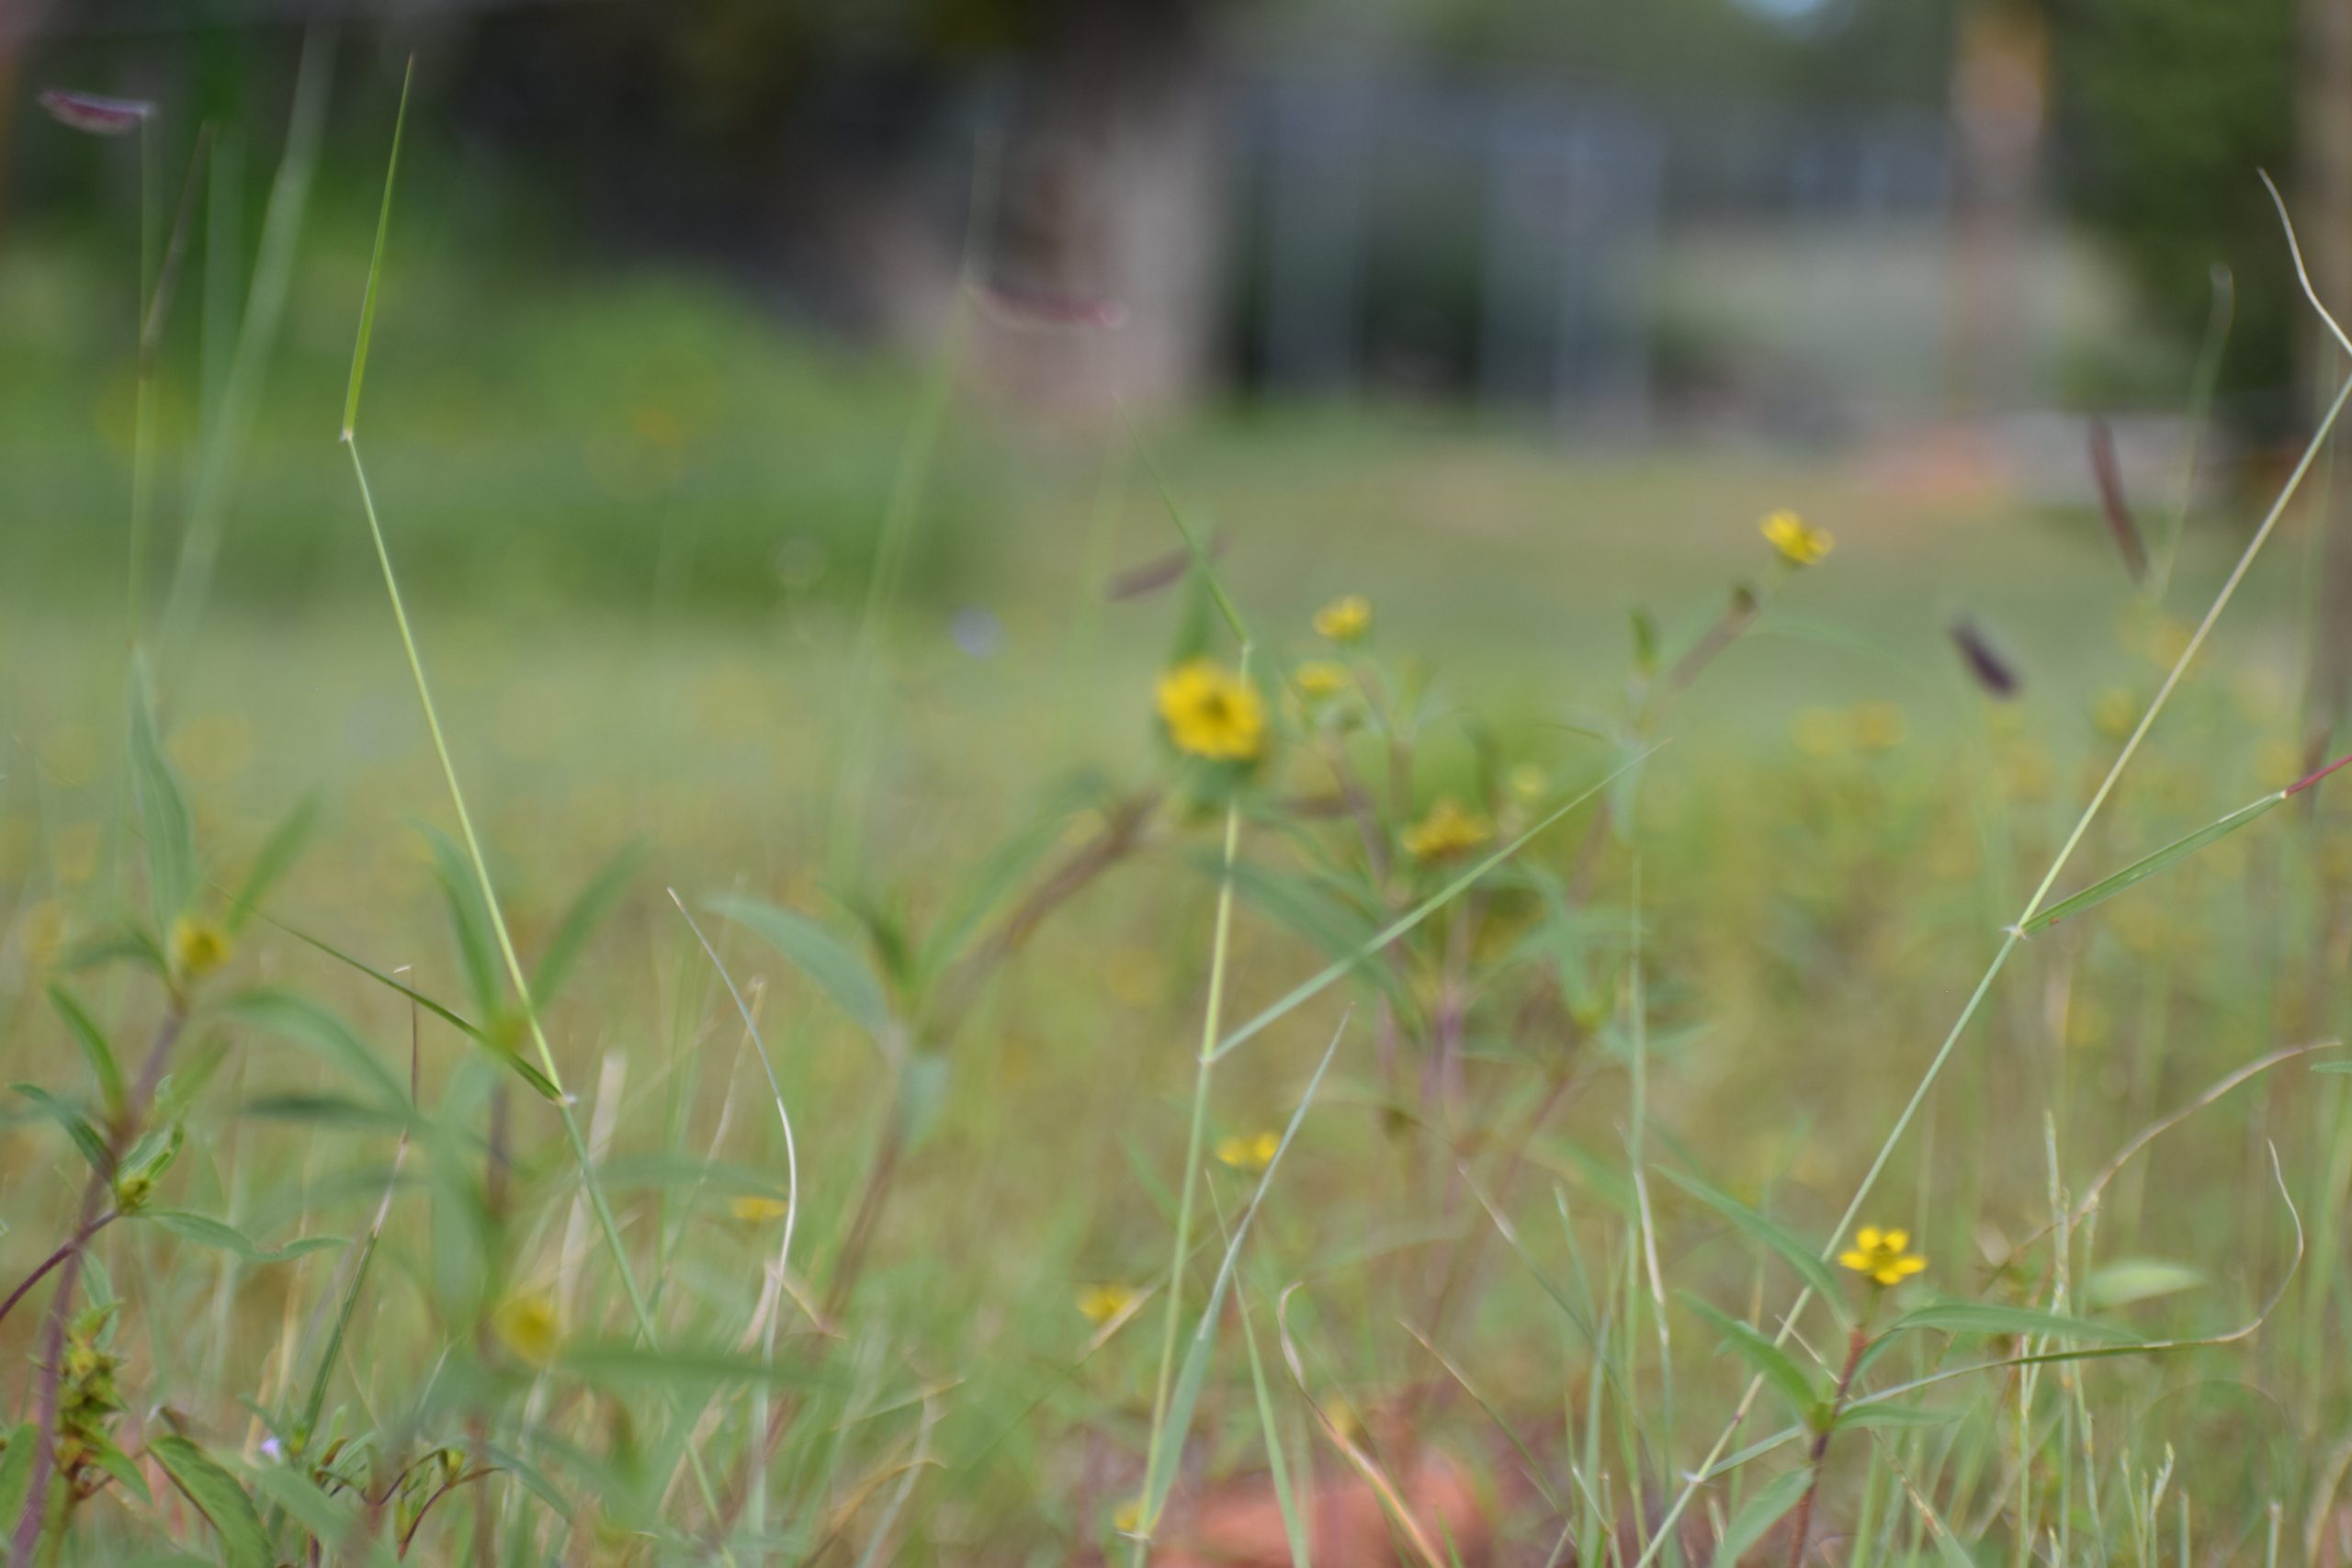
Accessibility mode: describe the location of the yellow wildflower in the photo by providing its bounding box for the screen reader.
[169,917,232,981]
[1838,1226,1926,1288]
[1792,707,1848,758]
[1216,1130,1281,1172]
[728,1194,791,1224]
[1156,660,1266,761]
[1402,798,1494,862]
[2093,688,2137,741]
[1294,660,1349,699]
[1077,1282,1137,1325]
[1760,509,1833,567]
[1850,701,1905,752]
[492,1292,563,1367]
[1312,594,1372,643]
[1113,1496,1144,1535]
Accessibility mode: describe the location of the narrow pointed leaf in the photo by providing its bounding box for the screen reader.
[1710,1468,1812,1568]
[1660,1165,1849,1325]
[142,1210,345,1263]
[532,842,646,1006]
[1681,1294,1819,1422]
[708,895,895,1045]
[149,1435,271,1568]
[129,657,197,931]
[47,985,126,1120]
[1889,1300,2141,1345]
[2025,792,2282,933]
[218,987,407,1108]
[13,1084,111,1174]
[225,794,320,933]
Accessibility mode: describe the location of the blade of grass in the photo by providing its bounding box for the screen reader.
[335,69,720,1521]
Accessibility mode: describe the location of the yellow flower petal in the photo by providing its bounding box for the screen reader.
[1855,1226,1881,1251]
[1883,1229,1908,1252]
[1156,660,1267,762]
[1838,1251,1870,1271]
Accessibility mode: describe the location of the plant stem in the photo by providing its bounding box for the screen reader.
[1785,1325,1870,1568]
[7,1005,186,1563]
[1134,761,1248,1563]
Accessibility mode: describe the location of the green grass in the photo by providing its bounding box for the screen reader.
[4,168,2352,1565]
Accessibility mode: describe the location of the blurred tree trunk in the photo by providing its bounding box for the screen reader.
[2303,0,2352,764]
[1946,0,2048,413]
[982,0,1222,419]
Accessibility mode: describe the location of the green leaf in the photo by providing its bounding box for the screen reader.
[129,656,198,932]
[1234,1282,1311,1568]
[149,1434,272,1568]
[2085,1259,2206,1310]
[343,57,413,438]
[1710,1468,1811,1568]
[218,987,408,1109]
[532,843,646,1006]
[1835,1402,1964,1431]
[241,1460,397,1566]
[1889,1301,2142,1345]
[225,795,320,934]
[708,895,896,1047]
[85,1434,153,1506]
[13,1083,111,1174]
[1206,754,1643,1062]
[47,984,126,1122]
[2024,791,2283,933]
[1659,1166,1849,1325]
[915,784,1094,983]
[1224,861,1408,1011]
[141,1209,345,1264]
[1630,606,1660,678]
[0,1422,40,1537]
[1681,1295,1820,1422]
[421,823,503,1021]
[58,923,169,978]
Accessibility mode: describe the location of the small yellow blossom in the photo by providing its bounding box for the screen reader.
[1760,510,1833,567]
[1402,798,1494,862]
[169,917,232,981]
[1312,594,1372,643]
[1850,701,1905,752]
[1792,707,1848,758]
[2093,688,2138,742]
[1294,660,1349,699]
[1216,1130,1281,1172]
[1113,1496,1144,1535]
[728,1194,791,1224]
[492,1292,563,1366]
[1077,1282,1137,1325]
[1838,1226,1926,1288]
[1156,660,1267,762]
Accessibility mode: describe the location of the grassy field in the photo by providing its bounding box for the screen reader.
[5,149,2352,1567]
